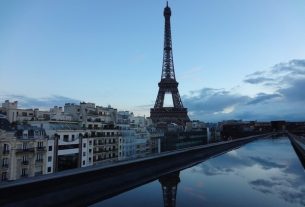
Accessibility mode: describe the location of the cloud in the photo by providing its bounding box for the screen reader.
[248,156,286,170]
[247,93,282,105]
[272,59,305,75]
[183,88,249,117]
[278,78,305,102]
[244,77,274,84]
[0,94,80,109]
[250,179,279,188]
[249,178,305,205]
[182,59,305,121]
[182,87,297,121]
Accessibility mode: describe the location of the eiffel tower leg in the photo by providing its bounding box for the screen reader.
[154,90,165,108]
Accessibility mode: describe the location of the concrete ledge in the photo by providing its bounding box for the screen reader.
[288,133,305,168]
[0,134,266,207]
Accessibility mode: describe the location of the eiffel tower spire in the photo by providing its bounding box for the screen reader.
[150,2,190,125]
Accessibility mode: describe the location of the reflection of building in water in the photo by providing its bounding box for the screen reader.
[161,121,209,151]
[159,171,180,207]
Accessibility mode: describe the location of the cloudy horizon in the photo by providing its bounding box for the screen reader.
[1,58,304,122]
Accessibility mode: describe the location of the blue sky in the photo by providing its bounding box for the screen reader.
[1,0,305,121]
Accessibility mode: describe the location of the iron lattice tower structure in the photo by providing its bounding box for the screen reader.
[159,171,181,207]
[150,2,190,125]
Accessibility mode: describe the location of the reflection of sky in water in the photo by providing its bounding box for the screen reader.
[181,138,305,207]
[91,138,305,207]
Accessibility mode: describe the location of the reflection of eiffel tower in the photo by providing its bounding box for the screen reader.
[159,171,180,207]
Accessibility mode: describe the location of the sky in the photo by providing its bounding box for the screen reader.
[0,0,305,122]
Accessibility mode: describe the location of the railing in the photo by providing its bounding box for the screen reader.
[1,177,8,181]
[2,150,10,155]
[94,149,117,153]
[36,159,43,163]
[15,148,35,153]
[22,160,29,165]
[2,164,8,168]
[36,146,46,151]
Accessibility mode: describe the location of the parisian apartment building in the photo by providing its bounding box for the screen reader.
[0,100,161,182]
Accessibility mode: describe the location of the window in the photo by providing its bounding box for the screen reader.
[48,146,52,151]
[22,142,28,150]
[63,135,69,142]
[3,143,9,151]
[82,160,85,165]
[3,144,9,153]
[22,155,27,162]
[2,172,7,181]
[37,142,43,148]
[21,168,27,176]
[83,143,86,148]
[2,158,8,167]
[83,152,86,156]
[36,154,43,161]
[48,156,52,162]
[89,149,92,153]
[89,140,92,145]
[47,167,52,173]
[72,135,75,140]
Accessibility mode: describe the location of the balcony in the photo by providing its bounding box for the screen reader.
[2,164,8,168]
[22,160,29,165]
[1,177,8,181]
[15,148,35,154]
[2,150,9,155]
[36,159,43,163]
[36,146,46,151]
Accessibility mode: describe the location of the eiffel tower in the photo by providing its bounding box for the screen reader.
[150,2,190,125]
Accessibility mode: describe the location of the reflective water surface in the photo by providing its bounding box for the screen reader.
[91,137,305,207]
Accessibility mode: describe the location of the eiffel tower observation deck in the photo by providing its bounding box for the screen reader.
[150,2,190,126]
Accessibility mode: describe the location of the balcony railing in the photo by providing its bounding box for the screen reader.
[2,164,8,168]
[15,148,35,153]
[36,159,43,163]
[2,150,9,155]
[36,146,46,151]
[1,177,8,181]
[22,160,29,165]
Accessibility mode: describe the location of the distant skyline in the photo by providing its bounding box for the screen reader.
[1,0,305,121]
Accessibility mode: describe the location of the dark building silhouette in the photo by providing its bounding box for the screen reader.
[271,120,286,131]
[159,171,180,207]
[0,116,11,131]
[150,2,190,126]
